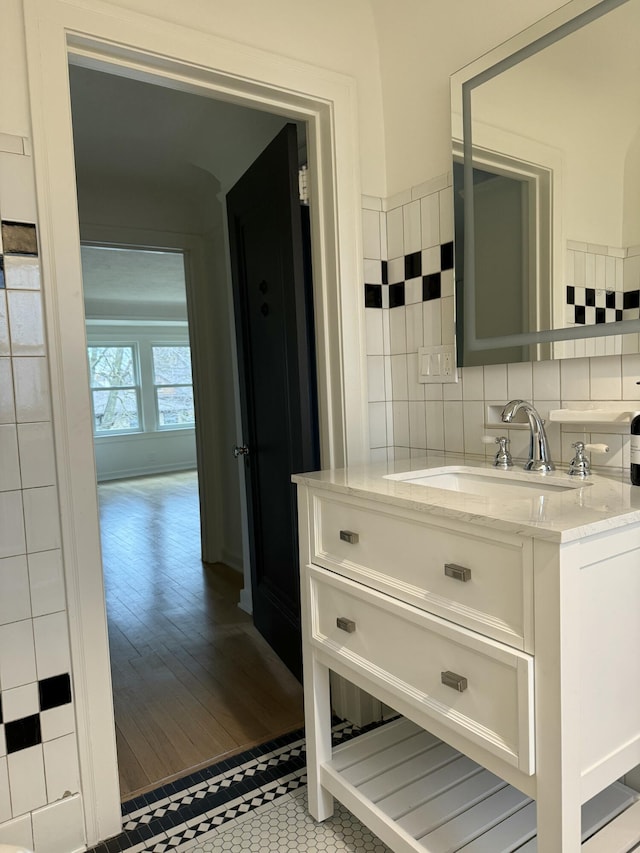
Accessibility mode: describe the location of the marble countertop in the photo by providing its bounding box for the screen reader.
[292,452,640,543]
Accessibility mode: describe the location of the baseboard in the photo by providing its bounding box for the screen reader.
[238,586,253,615]
[220,547,243,574]
[96,463,197,482]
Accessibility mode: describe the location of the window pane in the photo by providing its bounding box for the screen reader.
[156,386,195,427]
[152,346,192,385]
[93,389,140,432]
[88,346,136,387]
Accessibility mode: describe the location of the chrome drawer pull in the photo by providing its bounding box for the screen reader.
[339,530,359,545]
[441,670,468,692]
[444,563,471,582]
[336,616,356,633]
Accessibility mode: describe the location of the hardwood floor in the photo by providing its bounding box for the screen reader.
[98,471,304,801]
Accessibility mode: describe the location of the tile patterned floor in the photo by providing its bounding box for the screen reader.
[89,720,390,853]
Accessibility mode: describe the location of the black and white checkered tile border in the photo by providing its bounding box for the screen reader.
[0,673,72,755]
[566,285,640,325]
[90,719,382,853]
[364,242,454,309]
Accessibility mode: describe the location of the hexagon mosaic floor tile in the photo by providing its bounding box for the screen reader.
[181,790,390,853]
[88,719,390,853]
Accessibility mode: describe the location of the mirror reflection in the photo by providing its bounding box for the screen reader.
[452,0,640,365]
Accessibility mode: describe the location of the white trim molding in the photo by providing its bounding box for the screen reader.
[23,0,367,843]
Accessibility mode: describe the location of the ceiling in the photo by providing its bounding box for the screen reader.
[81,245,188,321]
[69,64,305,196]
[70,64,307,316]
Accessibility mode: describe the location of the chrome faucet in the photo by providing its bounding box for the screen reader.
[501,399,555,473]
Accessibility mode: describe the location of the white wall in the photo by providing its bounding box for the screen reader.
[82,0,387,196]
[369,0,568,196]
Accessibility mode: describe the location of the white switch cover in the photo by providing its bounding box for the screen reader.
[418,345,458,384]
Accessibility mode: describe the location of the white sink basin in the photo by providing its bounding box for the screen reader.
[384,465,588,499]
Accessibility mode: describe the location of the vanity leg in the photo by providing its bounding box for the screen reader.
[303,653,334,821]
[298,485,334,820]
[535,776,582,852]
[534,540,583,852]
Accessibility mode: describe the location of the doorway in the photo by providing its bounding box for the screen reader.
[25,4,365,840]
[70,71,311,798]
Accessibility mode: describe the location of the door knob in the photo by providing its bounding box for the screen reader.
[233,445,250,458]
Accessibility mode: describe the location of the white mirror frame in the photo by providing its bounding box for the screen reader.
[451,0,640,354]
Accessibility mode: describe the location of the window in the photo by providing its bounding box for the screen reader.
[152,345,195,428]
[88,345,141,433]
[87,339,195,436]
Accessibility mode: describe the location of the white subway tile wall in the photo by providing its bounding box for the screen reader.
[0,219,81,852]
[363,183,640,470]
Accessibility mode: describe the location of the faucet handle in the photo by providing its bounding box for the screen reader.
[568,442,589,477]
[483,435,513,468]
[568,441,609,478]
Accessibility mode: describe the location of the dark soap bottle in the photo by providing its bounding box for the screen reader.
[631,412,640,485]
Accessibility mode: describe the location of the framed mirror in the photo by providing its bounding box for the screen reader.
[451,0,640,366]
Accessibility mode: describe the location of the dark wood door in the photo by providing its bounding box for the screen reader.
[227,123,320,680]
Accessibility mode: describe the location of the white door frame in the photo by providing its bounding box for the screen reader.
[24,0,368,843]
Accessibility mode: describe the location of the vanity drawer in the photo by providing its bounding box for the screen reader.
[308,565,535,775]
[311,493,532,651]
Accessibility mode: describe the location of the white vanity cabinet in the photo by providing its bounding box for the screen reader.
[295,474,640,853]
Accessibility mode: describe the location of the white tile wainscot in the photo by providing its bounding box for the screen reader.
[294,453,640,852]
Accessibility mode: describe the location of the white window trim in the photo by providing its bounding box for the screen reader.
[88,341,144,436]
[150,343,195,431]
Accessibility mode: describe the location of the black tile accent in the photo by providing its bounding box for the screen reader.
[575,305,586,324]
[1,221,38,256]
[624,290,640,310]
[585,288,595,307]
[39,673,72,711]
[381,260,388,285]
[616,309,623,322]
[0,257,4,289]
[389,282,405,308]
[105,837,125,853]
[404,251,421,280]
[5,714,42,753]
[423,273,441,301]
[440,241,454,271]
[606,290,616,309]
[595,307,606,324]
[364,283,382,309]
[566,285,575,305]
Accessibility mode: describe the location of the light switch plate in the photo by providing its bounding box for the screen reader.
[418,345,458,383]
